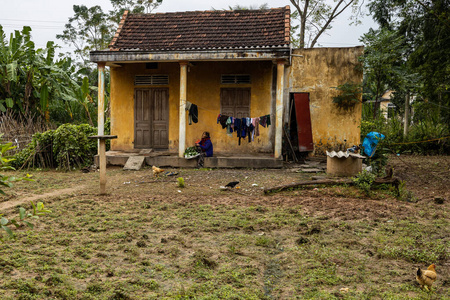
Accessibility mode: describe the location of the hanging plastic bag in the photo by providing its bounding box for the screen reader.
[362,132,385,157]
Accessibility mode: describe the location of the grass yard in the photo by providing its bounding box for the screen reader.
[0,155,449,299]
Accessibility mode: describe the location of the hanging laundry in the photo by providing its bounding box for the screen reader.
[190,103,198,123]
[240,118,247,138]
[216,113,269,145]
[234,118,241,136]
[226,117,233,136]
[247,123,254,143]
[234,118,242,145]
[251,118,260,140]
[186,101,193,125]
[237,118,247,145]
[219,114,229,129]
[259,115,267,127]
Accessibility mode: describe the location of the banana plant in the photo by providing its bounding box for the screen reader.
[0,26,37,114]
[34,42,79,122]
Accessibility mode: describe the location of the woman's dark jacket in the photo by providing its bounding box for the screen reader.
[198,137,213,157]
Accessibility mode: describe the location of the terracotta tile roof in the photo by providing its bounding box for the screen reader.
[109,6,290,51]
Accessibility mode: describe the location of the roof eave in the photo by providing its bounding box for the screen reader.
[90,47,291,64]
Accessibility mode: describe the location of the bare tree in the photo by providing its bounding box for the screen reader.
[290,0,364,48]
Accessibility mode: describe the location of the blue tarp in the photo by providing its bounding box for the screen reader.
[363,132,385,157]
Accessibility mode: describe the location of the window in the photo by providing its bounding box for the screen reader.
[387,103,396,119]
[221,74,251,84]
[220,88,251,118]
[135,75,169,86]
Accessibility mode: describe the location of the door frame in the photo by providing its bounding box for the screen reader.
[134,88,169,149]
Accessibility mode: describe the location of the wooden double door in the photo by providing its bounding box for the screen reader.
[134,88,169,149]
[220,88,251,118]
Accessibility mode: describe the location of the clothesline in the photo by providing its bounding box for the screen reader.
[180,101,218,114]
[182,101,273,124]
[217,114,271,145]
[179,101,220,132]
[183,101,272,146]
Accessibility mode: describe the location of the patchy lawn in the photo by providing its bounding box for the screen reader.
[0,155,448,299]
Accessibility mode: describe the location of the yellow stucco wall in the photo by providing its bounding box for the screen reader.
[109,61,274,154]
[289,47,364,154]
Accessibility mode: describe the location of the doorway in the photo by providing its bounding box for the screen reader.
[289,93,314,152]
[134,88,169,149]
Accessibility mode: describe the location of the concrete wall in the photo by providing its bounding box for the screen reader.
[109,61,275,154]
[289,47,364,154]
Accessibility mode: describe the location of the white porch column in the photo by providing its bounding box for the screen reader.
[274,60,285,159]
[179,61,188,157]
[97,62,106,153]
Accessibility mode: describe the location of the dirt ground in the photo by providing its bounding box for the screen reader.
[0,154,448,299]
[3,154,448,217]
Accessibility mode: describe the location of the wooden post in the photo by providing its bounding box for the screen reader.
[404,93,410,137]
[89,135,117,195]
[99,139,106,194]
[179,61,188,157]
[97,62,106,153]
[274,60,285,159]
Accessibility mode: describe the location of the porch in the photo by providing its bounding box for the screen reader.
[101,150,283,169]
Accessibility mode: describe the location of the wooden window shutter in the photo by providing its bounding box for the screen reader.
[220,88,251,118]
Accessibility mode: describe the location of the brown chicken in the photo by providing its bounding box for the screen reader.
[416,264,437,291]
[152,165,164,177]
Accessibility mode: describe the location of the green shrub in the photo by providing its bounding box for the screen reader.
[13,124,97,170]
[364,148,389,176]
[53,124,97,170]
[177,177,185,188]
[360,105,449,155]
[352,170,376,195]
[12,130,55,169]
[405,119,449,154]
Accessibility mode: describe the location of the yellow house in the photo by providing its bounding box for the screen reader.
[90,6,363,167]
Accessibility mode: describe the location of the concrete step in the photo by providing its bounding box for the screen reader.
[101,152,283,169]
[123,156,146,170]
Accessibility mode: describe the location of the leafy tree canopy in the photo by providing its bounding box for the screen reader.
[225,4,269,10]
[367,0,449,123]
[359,28,419,115]
[57,0,163,64]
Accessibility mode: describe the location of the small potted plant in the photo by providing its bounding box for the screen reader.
[332,82,362,110]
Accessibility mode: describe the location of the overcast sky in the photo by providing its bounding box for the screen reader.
[0,0,377,55]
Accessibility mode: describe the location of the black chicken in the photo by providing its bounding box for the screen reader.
[225,181,239,188]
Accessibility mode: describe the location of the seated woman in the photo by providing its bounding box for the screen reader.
[195,131,213,167]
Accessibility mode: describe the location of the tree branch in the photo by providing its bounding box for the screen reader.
[290,0,304,16]
[310,0,356,47]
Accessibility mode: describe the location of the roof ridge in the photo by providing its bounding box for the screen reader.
[129,6,289,15]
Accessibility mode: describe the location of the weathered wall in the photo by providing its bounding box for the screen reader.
[109,62,180,151]
[110,61,274,153]
[289,47,364,154]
